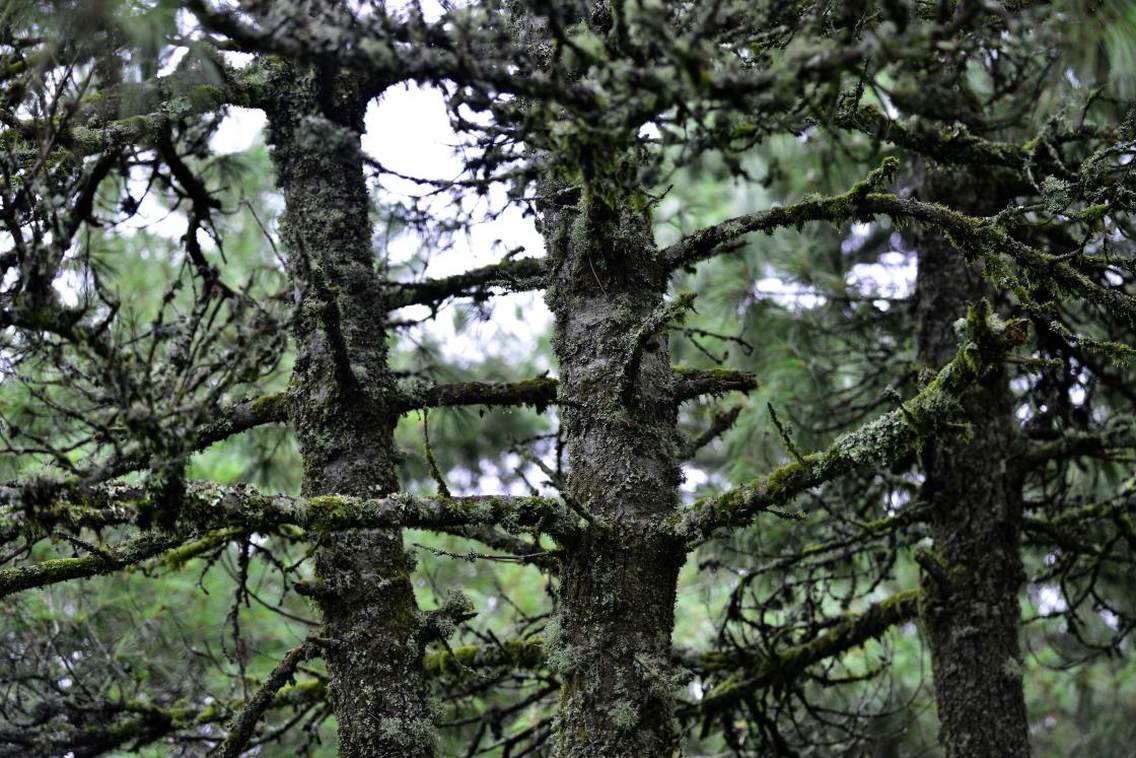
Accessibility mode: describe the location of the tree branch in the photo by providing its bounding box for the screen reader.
[396,368,757,413]
[397,377,557,413]
[423,637,545,678]
[81,393,288,482]
[0,530,186,598]
[665,162,1136,326]
[682,589,920,719]
[1020,419,1136,469]
[1,482,579,566]
[213,640,314,758]
[4,58,269,160]
[662,158,900,270]
[0,679,326,756]
[386,257,548,310]
[667,303,1028,540]
[682,406,744,459]
[833,104,1028,170]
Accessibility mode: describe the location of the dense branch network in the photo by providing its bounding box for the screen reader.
[1,1,1134,755]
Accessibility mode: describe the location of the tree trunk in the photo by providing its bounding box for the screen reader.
[914,168,1030,758]
[542,196,687,756]
[266,64,435,756]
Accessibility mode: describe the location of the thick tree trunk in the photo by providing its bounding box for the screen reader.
[266,65,435,756]
[542,197,687,756]
[914,169,1030,758]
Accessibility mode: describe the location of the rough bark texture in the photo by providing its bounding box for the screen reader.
[542,195,687,756]
[915,169,1030,758]
[265,63,434,756]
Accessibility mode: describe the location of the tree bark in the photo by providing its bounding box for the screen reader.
[541,195,687,756]
[914,168,1030,758]
[266,63,435,756]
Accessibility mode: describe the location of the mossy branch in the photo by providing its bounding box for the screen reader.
[0,531,190,598]
[1,483,580,577]
[213,640,314,758]
[672,367,759,400]
[833,104,1029,170]
[397,376,559,413]
[6,679,327,756]
[665,163,1136,328]
[1021,418,1136,469]
[667,303,1028,540]
[684,589,920,720]
[423,637,546,678]
[1022,496,1136,557]
[663,158,900,269]
[396,368,757,414]
[385,257,548,310]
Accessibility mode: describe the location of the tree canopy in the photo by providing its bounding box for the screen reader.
[1,1,1135,756]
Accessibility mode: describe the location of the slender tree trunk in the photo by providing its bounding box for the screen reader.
[266,64,435,756]
[914,168,1030,758]
[541,196,687,756]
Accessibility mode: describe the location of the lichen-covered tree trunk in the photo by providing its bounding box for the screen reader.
[914,170,1030,758]
[541,197,687,756]
[266,63,435,756]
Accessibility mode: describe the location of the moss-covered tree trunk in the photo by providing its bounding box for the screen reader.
[541,196,687,756]
[914,169,1030,758]
[266,63,435,756]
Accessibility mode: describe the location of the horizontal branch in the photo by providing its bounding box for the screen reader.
[1022,496,1136,558]
[397,376,558,413]
[385,257,548,310]
[1,484,578,596]
[195,392,289,446]
[398,368,757,413]
[423,637,545,678]
[673,367,760,402]
[441,524,561,572]
[668,302,1027,540]
[412,587,920,718]
[663,159,901,269]
[0,526,246,599]
[194,486,577,539]
[855,193,1136,324]
[0,677,325,756]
